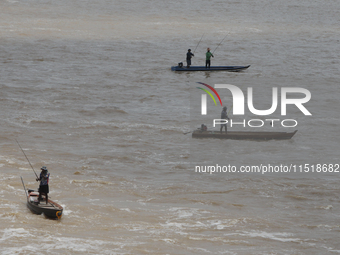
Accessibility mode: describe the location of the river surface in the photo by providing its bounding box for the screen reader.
[0,0,339,254]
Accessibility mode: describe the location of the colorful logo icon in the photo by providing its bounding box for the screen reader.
[196,82,223,115]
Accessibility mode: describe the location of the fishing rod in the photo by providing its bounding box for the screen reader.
[15,139,39,179]
[192,33,205,54]
[212,33,229,54]
[227,105,233,115]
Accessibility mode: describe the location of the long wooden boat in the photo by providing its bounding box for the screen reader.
[27,190,63,219]
[21,177,63,219]
[171,65,250,72]
[192,130,297,140]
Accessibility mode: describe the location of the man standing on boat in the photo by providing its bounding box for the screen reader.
[36,166,50,204]
[205,48,214,68]
[186,49,194,68]
[220,106,229,134]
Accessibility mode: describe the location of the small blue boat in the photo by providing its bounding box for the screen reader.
[171,64,250,72]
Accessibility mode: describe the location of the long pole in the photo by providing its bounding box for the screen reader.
[227,105,233,115]
[212,33,229,54]
[20,176,28,199]
[15,139,39,179]
[192,34,204,54]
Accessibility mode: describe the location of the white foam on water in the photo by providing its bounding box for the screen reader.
[0,228,32,242]
[239,231,301,243]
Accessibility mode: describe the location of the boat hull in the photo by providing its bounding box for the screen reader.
[192,130,297,140]
[27,192,63,219]
[171,65,250,72]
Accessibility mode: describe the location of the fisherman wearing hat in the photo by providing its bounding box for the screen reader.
[186,49,194,68]
[36,166,50,204]
[220,106,230,134]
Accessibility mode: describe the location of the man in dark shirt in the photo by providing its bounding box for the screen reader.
[220,106,230,134]
[36,166,50,204]
[186,49,194,68]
